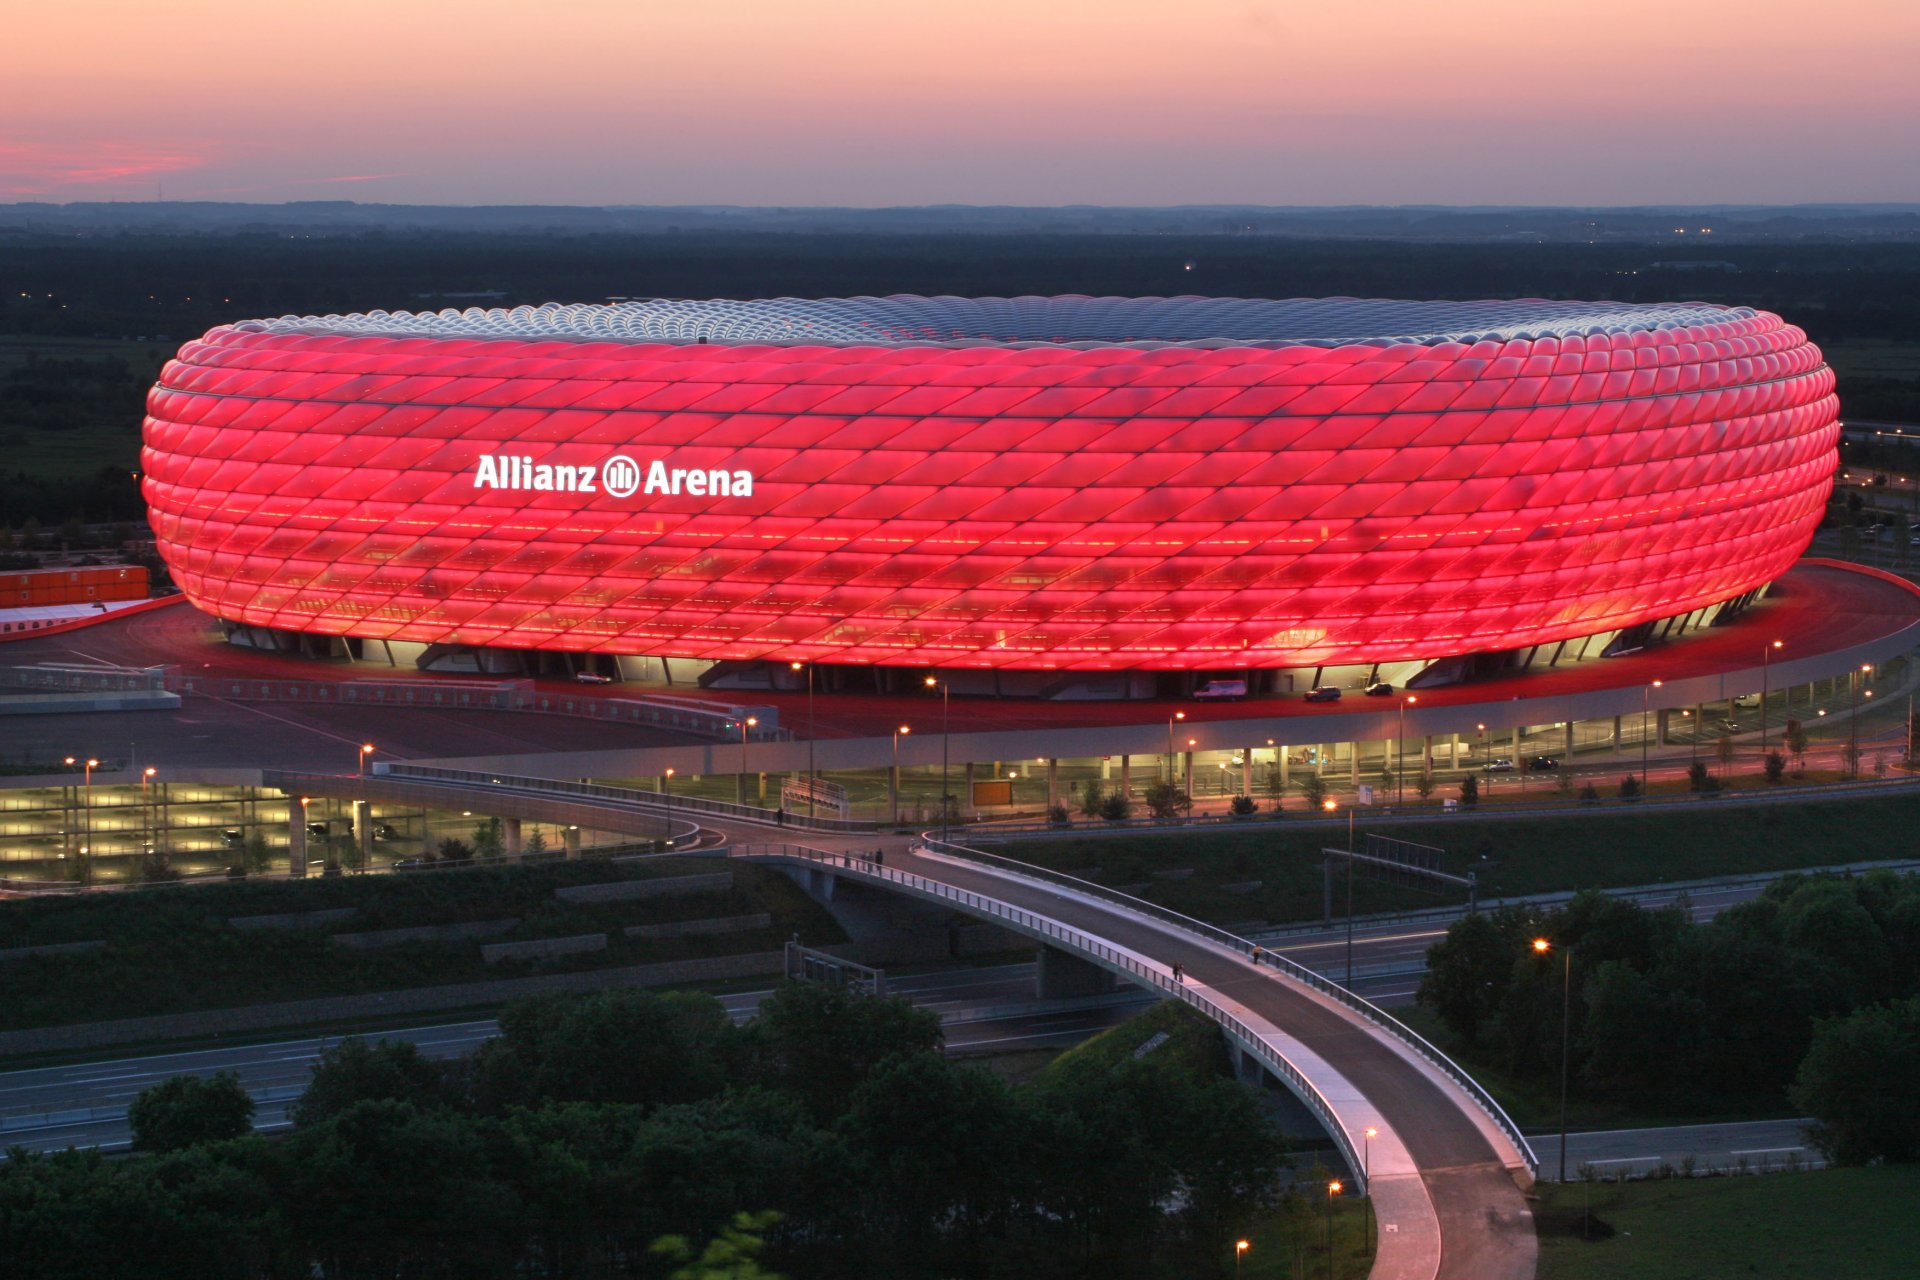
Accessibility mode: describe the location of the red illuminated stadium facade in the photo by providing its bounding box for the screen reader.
[142,296,1838,676]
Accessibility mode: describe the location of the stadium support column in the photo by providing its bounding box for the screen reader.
[1047,759,1058,812]
[1351,743,1360,787]
[963,762,975,820]
[1564,721,1575,759]
[503,817,522,859]
[1657,709,1672,745]
[354,800,371,871]
[1119,755,1132,797]
[1280,750,1290,793]
[287,799,307,878]
[1423,735,1434,782]
[1242,749,1253,796]
[1183,749,1194,796]
[1612,716,1623,754]
[1450,734,1461,767]
[564,827,581,859]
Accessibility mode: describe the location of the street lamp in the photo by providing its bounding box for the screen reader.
[1234,1238,1249,1279]
[1760,640,1783,751]
[891,724,910,826]
[1397,695,1417,805]
[737,716,758,805]
[791,661,815,814]
[1325,798,1357,987]
[1850,664,1873,778]
[359,743,375,776]
[1534,936,1572,1182]
[1186,737,1197,800]
[925,676,950,841]
[1641,680,1663,794]
[1363,1126,1378,1251]
[67,756,99,879]
[1167,710,1186,784]
[662,766,675,813]
[1325,1180,1341,1280]
[141,766,158,863]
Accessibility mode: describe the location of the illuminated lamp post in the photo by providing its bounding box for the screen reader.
[1186,737,1197,801]
[1325,797,1357,987]
[1759,640,1783,751]
[1234,1238,1249,1279]
[1325,1180,1341,1280]
[662,767,675,817]
[1850,664,1873,778]
[1641,680,1663,794]
[1397,695,1417,805]
[358,743,375,776]
[925,676,950,842]
[1363,1126,1378,1249]
[1534,936,1572,1182]
[65,756,99,881]
[1166,710,1186,784]
[141,766,158,864]
[734,716,759,806]
[891,725,910,826]
[790,661,815,814]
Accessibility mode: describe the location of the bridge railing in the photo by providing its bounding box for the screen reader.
[919,836,1538,1178]
[730,842,1372,1192]
[377,765,878,833]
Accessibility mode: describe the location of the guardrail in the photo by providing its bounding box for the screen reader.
[0,664,172,693]
[917,836,1538,1179]
[729,841,1377,1193]
[378,765,878,834]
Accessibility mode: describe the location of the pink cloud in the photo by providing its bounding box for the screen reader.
[0,141,208,196]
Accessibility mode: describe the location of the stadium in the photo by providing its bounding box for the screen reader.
[141,295,1838,695]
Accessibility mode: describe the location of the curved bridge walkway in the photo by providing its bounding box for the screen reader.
[727,837,1537,1280]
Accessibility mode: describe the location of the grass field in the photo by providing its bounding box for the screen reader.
[998,789,1920,928]
[0,334,162,480]
[1534,1165,1919,1280]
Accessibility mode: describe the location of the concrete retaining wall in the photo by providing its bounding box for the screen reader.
[331,918,521,950]
[481,933,607,964]
[228,907,359,931]
[554,872,732,904]
[624,913,771,940]
[0,951,788,1058]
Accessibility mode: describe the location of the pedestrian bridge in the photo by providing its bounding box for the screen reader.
[730,838,1539,1280]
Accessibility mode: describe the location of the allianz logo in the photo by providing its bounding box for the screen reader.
[472,454,755,499]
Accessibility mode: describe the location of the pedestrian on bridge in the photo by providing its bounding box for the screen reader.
[1171,961,1184,983]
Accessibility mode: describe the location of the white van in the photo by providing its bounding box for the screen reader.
[1193,679,1248,700]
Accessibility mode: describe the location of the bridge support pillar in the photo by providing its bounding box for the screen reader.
[1046,758,1058,812]
[1242,748,1253,796]
[287,798,307,878]
[1280,750,1289,794]
[1612,715,1623,754]
[1035,946,1119,998]
[503,817,522,859]
[1657,708,1672,745]
[1422,735,1433,779]
[1119,754,1132,797]
[963,762,975,818]
[563,826,581,859]
[1564,721,1575,759]
[354,800,371,871]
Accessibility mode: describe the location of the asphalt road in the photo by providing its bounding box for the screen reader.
[0,963,1153,1158]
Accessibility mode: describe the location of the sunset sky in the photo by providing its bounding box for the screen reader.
[6,0,1918,206]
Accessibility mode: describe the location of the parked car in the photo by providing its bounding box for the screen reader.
[1304,686,1343,703]
[573,670,613,684]
[1364,681,1394,696]
[1525,756,1559,772]
[305,821,331,838]
[372,822,399,842]
[1193,678,1248,700]
[1481,758,1516,772]
[1732,694,1759,708]
[219,827,245,848]
[391,857,425,871]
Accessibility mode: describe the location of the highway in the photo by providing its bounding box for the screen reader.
[0,963,1155,1158]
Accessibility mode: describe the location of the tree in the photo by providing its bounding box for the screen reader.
[242,830,272,874]
[1098,790,1133,822]
[1078,779,1106,819]
[1579,781,1601,804]
[475,989,739,1111]
[292,1037,457,1127]
[471,817,504,860]
[744,982,942,1121]
[129,1072,255,1152]
[435,836,475,863]
[1414,771,1435,801]
[1417,910,1514,1044]
[651,1211,786,1280]
[1458,774,1478,808]
[1617,774,1641,800]
[1791,995,1920,1165]
[1687,760,1712,792]
[1296,772,1329,811]
[1228,794,1257,816]
[1785,719,1809,773]
[524,827,548,857]
[1142,781,1191,821]
[1048,803,1071,827]
[1764,750,1786,784]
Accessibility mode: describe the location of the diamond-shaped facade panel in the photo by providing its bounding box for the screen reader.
[141,296,1839,670]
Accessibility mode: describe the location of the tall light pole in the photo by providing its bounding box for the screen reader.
[1234,1238,1249,1279]
[891,724,910,826]
[925,676,950,841]
[77,756,98,880]
[1850,663,1873,778]
[1760,640,1783,751]
[1363,1126,1378,1251]
[1326,798,1356,987]
[1166,710,1186,784]
[1325,1180,1341,1280]
[790,661,815,814]
[1397,695,1417,804]
[359,743,375,776]
[1534,937,1572,1182]
[662,766,675,813]
[1186,736,1197,802]
[1640,680,1662,794]
[737,715,758,805]
[141,765,158,864]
